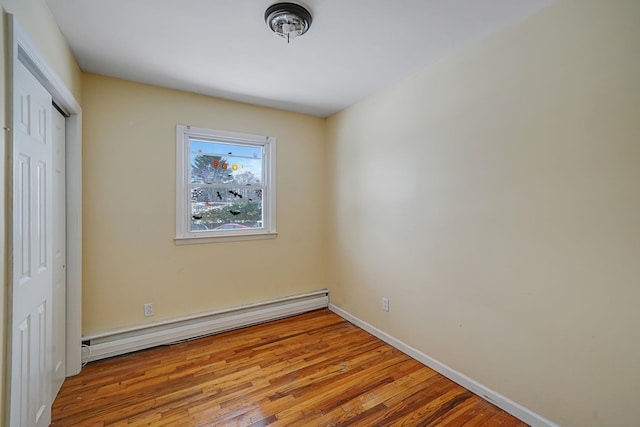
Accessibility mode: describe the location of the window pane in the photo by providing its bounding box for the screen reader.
[190,139,263,186]
[190,186,264,231]
[177,125,275,241]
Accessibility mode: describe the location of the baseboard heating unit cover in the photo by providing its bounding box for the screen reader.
[82,289,329,363]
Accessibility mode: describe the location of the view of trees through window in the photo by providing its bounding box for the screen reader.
[189,140,264,231]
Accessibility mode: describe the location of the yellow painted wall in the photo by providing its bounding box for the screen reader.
[81,73,327,334]
[326,1,640,426]
[0,0,82,421]
[2,0,639,425]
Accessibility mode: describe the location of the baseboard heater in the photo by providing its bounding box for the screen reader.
[81,289,329,363]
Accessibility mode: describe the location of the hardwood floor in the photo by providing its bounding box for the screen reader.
[52,309,527,426]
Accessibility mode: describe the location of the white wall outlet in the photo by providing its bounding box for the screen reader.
[144,303,154,317]
[382,297,389,312]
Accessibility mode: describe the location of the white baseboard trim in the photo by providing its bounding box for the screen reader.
[82,290,329,363]
[329,303,558,427]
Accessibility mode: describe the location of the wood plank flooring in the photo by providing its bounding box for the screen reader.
[52,309,527,426]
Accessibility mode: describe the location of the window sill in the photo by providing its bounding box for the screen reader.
[174,232,278,245]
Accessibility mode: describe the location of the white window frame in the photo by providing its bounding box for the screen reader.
[175,125,277,245]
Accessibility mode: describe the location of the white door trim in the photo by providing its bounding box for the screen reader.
[7,14,82,379]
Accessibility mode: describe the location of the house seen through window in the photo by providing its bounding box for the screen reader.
[176,125,276,243]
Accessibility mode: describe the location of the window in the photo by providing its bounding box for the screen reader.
[175,125,276,244]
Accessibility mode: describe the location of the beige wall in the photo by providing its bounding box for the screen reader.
[81,74,327,334]
[326,1,640,426]
[0,0,82,421]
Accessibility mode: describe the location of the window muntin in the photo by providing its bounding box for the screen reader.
[176,125,276,243]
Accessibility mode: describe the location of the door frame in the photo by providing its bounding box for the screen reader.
[6,14,82,382]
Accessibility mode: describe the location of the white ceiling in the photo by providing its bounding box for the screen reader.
[46,0,556,117]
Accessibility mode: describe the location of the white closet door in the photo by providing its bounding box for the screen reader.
[52,107,67,397]
[10,60,54,427]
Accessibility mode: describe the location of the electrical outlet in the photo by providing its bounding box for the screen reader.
[144,303,154,317]
[382,297,389,312]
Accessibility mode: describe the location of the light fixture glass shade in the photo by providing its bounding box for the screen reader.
[265,3,312,43]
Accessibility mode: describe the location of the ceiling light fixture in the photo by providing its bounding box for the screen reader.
[265,2,312,43]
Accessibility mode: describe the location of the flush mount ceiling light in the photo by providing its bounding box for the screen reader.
[265,2,312,43]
